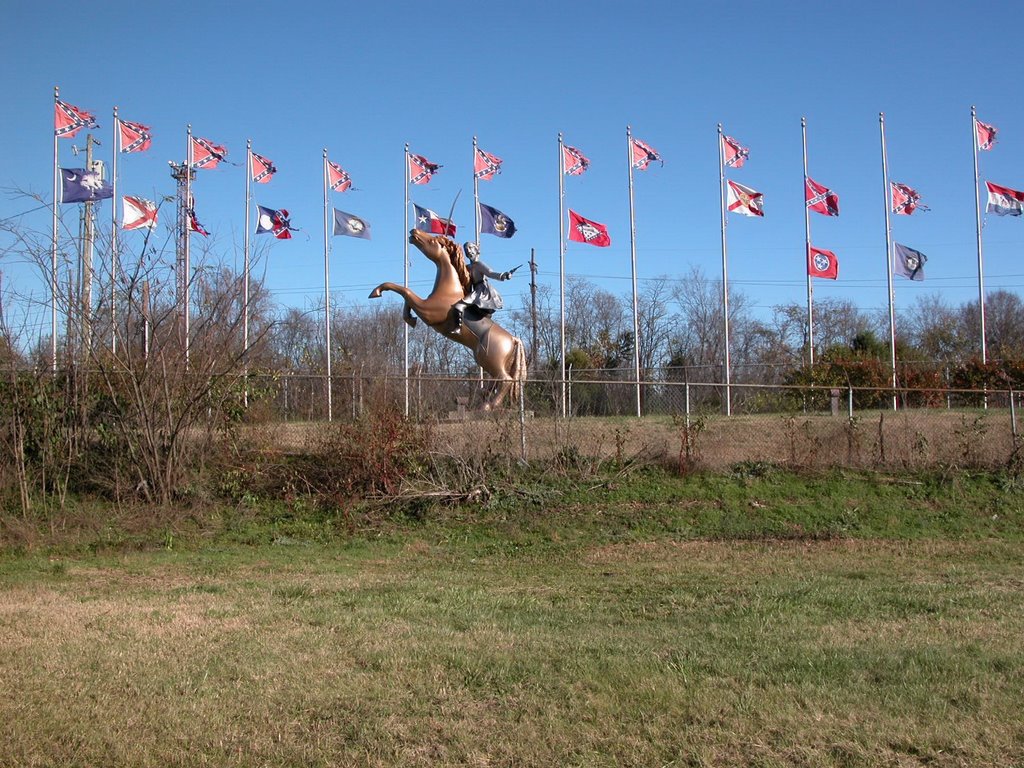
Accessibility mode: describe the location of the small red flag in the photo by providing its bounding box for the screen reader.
[328,160,351,192]
[562,144,589,176]
[805,176,839,216]
[191,136,228,169]
[250,151,277,184]
[808,246,838,280]
[118,119,152,153]
[976,119,997,151]
[474,147,503,180]
[721,135,749,168]
[568,210,611,247]
[631,137,663,171]
[408,152,440,185]
[55,99,97,139]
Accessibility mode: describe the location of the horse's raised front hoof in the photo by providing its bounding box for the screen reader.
[404,316,417,328]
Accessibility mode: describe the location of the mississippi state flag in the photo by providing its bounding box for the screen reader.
[568,210,611,246]
[986,181,1024,216]
[413,203,456,235]
[122,196,158,230]
[808,246,838,280]
[805,176,839,216]
[726,180,764,217]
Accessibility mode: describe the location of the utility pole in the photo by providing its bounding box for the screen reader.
[79,133,99,357]
[169,160,194,364]
[529,248,538,368]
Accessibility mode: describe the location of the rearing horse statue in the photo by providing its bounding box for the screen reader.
[369,229,527,410]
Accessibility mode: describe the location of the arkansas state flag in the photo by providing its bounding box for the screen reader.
[986,181,1024,216]
[808,246,839,280]
[891,182,927,215]
[408,152,440,185]
[118,119,152,153]
[413,203,456,235]
[726,180,764,217]
[568,210,611,246]
[631,137,663,171]
[55,99,97,138]
[328,160,351,192]
[191,136,228,169]
[474,147,503,180]
[251,151,277,184]
[721,135,749,168]
[479,202,516,238]
[562,144,590,176]
[122,196,158,230]
[255,205,294,239]
[805,177,839,216]
[977,119,997,151]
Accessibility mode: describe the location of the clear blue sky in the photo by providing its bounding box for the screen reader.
[2,1,1023,341]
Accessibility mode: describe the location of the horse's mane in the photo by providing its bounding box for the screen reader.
[439,237,472,295]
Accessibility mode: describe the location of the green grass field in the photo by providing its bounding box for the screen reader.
[1,468,1023,766]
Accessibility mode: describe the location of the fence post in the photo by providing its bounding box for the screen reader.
[567,364,573,419]
[519,374,527,463]
[685,381,691,429]
[848,385,854,419]
[1011,389,1018,439]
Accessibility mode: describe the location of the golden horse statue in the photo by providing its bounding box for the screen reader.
[369,229,527,410]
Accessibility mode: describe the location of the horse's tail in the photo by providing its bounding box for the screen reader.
[508,337,528,404]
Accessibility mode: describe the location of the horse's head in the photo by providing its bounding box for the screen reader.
[408,229,471,294]
[409,229,459,264]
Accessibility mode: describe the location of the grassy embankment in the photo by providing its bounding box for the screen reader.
[1,467,1023,766]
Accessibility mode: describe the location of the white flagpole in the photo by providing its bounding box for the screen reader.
[626,126,641,419]
[184,124,192,368]
[718,124,732,417]
[473,135,480,247]
[403,143,410,417]
[51,86,59,374]
[880,113,897,411]
[972,106,988,364]
[323,148,333,422]
[242,140,252,407]
[111,106,119,356]
[801,117,815,367]
[558,132,567,418]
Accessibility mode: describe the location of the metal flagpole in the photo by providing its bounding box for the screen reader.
[558,132,567,418]
[243,140,251,406]
[403,143,410,417]
[971,106,988,364]
[473,135,480,247]
[880,113,897,411]
[184,124,193,368]
[801,117,815,367]
[626,125,641,418]
[111,107,119,356]
[323,148,333,422]
[51,86,60,374]
[718,124,732,417]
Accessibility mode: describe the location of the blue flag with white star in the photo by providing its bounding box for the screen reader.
[60,167,113,203]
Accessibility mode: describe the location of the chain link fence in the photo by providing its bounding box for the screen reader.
[245,369,1022,472]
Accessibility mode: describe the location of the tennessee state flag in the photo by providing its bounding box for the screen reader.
[568,210,611,246]
[808,246,838,280]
